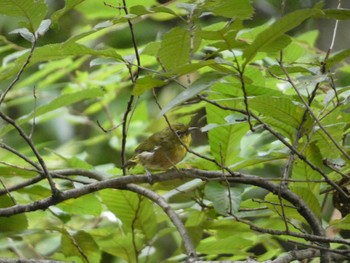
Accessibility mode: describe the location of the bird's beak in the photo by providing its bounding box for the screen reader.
[188,127,201,132]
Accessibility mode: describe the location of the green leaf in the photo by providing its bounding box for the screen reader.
[312,123,346,159]
[159,72,223,116]
[265,193,307,225]
[327,49,350,69]
[157,27,201,71]
[197,235,253,254]
[51,0,85,28]
[330,215,350,230]
[0,42,123,81]
[162,60,218,76]
[204,182,242,215]
[0,166,37,178]
[0,195,28,233]
[96,232,137,262]
[132,76,166,96]
[292,142,323,193]
[243,8,321,65]
[61,230,101,263]
[0,88,104,136]
[320,8,350,20]
[57,194,102,216]
[290,186,321,218]
[0,0,47,32]
[100,189,157,240]
[249,96,305,139]
[206,116,249,166]
[203,0,253,19]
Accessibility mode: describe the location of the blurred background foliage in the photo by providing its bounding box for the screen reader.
[1,0,350,262]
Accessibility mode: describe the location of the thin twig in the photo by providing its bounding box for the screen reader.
[0,112,59,195]
[125,184,197,259]
[0,178,16,204]
[0,37,37,105]
[322,0,342,73]
[118,0,141,174]
[131,194,142,263]
[278,60,350,161]
[0,142,41,170]
[29,86,37,139]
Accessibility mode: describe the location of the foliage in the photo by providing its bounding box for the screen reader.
[1,0,350,262]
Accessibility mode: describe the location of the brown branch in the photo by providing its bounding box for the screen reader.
[0,36,37,105]
[126,184,197,260]
[198,97,349,201]
[0,142,42,170]
[0,259,67,263]
[119,0,141,174]
[229,212,350,247]
[278,60,350,162]
[0,112,59,195]
[0,168,337,261]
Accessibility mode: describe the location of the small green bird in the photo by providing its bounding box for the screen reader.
[125,124,192,181]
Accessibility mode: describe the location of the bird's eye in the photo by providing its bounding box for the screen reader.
[176,130,182,136]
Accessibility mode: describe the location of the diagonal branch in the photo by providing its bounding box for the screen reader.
[0,37,37,105]
[125,184,197,260]
[278,60,350,161]
[0,112,58,195]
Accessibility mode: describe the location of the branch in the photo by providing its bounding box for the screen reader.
[278,60,350,162]
[125,184,197,260]
[0,259,67,263]
[0,37,37,105]
[119,0,141,174]
[0,112,59,195]
[0,168,338,262]
[0,169,325,237]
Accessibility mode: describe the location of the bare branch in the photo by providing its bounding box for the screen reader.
[0,112,59,195]
[126,184,197,260]
[0,37,37,105]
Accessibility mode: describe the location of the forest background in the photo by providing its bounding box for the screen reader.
[1,0,350,262]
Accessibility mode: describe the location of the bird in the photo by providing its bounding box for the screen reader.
[124,123,192,182]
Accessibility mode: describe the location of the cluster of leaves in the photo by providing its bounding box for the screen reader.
[1,0,350,262]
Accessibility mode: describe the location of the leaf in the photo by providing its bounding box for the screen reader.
[330,215,350,230]
[162,60,218,76]
[320,8,350,20]
[206,113,249,165]
[51,0,86,28]
[197,235,253,254]
[292,142,324,193]
[327,49,350,69]
[243,8,321,65]
[312,123,346,159]
[159,72,223,116]
[249,96,305,139]
[0,88,104,136]
[57,194,102,216]
[0,195,28,233]
[36,19,51,37]
[0,42,123,81]
[157,27,201,71]
[204,182,242,215]
[10,27,35,42]
[96,232,136,262]
[61,230,101,263]
[132,76,166,96]
[203,0,253,19]
[290,186,321,218]
[0,0,48,32]
[100,189,157,240]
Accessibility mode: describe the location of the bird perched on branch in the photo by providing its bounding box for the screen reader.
[124,123,192,182]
